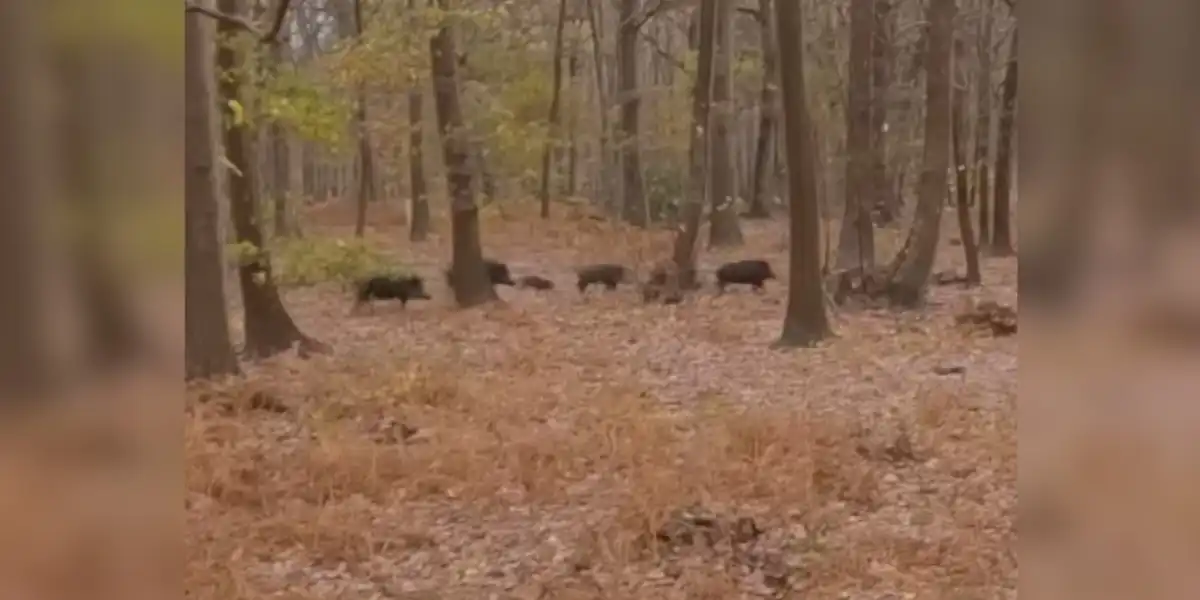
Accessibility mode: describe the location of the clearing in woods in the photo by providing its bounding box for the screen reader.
[187,202,1016,599]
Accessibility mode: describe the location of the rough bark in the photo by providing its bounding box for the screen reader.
[616,0,648,226]
[707,0,744,247]
[869,0,898,224]
[951,38,982,286]
[216,0,319,358]
[538,0,571,219]
[990,26,1016,256]
[671,0,718,290]
[186,12,241,380]
[775,0,832,346]
[430,3,497,307]
[836,0,876,270]
[745,0,778,220]
[888,0,954,308]
[973,0,993,244]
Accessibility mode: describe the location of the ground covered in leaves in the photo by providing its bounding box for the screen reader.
[187,202,1017,599]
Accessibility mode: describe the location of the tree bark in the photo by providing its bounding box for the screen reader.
[775,0,832,346]
[990,25,1016,256]
[836,0,876,269]
[707,0,744,247]
[616,0,648,226]
[216,0,319,358]
[539,0,571,219]
[888,0,954,308]
[672,0,718,289]
[408,89,431,241]
[351,0,375,237]
[869,0,898,224]
[745,0,778,220]
[431,3,497,307]
[186,12,241,380]
[951,38,982,286]
[973,0,993,244]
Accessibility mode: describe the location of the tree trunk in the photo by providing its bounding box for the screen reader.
[707,0,743,247]
[973,0,993,244]
[268,41,292,237]
[775,0,832,346]
[745,0,778,220]
[409,89,431,241]
[352,0,374,237]
[672,0,718,289]
[566,51,580,197]
[990,26,1016,256]
[0,0,54,399]
[617,0,647,227]
[216,0,319,358]
[539,0,570,219]
[430,4,497,307]
[836,0,876,269]
[869,0,898,225]
[186,12,240,380]
[888,0,954,308]
[951,38,982,286]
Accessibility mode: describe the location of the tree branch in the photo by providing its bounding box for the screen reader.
[639,29,686,72]
[736,6,762,23]
[184,0,294,43]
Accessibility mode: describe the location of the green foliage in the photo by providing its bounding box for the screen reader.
[226,237,401,288]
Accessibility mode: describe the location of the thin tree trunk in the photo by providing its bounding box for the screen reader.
[707,0,743,247]
[836,0,876,269]
[617,0,647,226]
[430,2,497,307]
[990,26,1016,256]
[409,89,431,241]
[888,0,954,308]
[566,51,580,197]
[775,0,832,346]
[952,38,981,286]
[186,12,240,380]
[215,0,320,358]
[672,0,718,290]
[539,0,571,219]
[973,0,993,244]
[745,0,777,220]
[352,0,374,237]
[869,0,898,224]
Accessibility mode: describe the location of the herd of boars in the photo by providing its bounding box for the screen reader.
[352,258,777,312]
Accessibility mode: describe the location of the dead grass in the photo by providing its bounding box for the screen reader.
[189,200,1016,599]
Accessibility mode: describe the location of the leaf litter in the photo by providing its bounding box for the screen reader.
[189,204,1016,599]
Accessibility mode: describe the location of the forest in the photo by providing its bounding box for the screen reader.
[185,0,1018,596]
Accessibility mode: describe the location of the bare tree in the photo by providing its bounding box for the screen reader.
[775,0,832,346]
[887,0,954,307]
[409,87,431,241]
[990,24,1016,256]
[952,38,982,286]
[869,0,898,224]
[431,0,498,307]
[213,0,322,358]
[836,0,876,269]
[973,0,994,244]
[707,0,743,247]
[538,0,571,219]
[745,0,778,220]
[617,0,648,226]
[186,12,241,380]
[672,0,719,290]
[346,0,376,237]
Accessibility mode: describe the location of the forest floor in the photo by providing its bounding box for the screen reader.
[187,200,1017,599]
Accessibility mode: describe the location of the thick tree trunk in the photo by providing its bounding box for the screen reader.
[888,0,954,308]
[990,26,1017,256]
[775,0,832,346]
[617,0,647,226]
[430,6,497,307]
[185,12,240,380]
[707,0,743,247]
[836,0,876,269]
[216,0,320,358]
